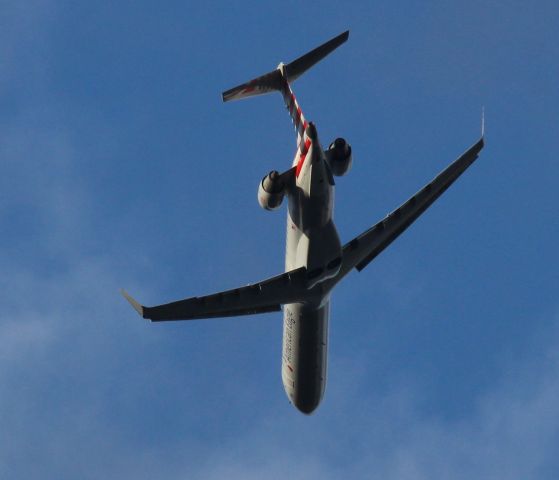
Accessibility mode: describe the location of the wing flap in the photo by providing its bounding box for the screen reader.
[339,137,484,275]
[122,266,309,321]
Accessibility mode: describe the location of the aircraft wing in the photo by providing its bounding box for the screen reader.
[336,137,484,276]
[122,266,308,321]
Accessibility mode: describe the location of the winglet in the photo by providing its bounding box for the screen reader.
[121,289,146,318]
[481,106,485,138]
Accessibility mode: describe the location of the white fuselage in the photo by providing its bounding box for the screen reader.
[281,131,342,414]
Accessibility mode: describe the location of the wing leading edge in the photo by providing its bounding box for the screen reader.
[335,136,485,278]
[122,266,308,321]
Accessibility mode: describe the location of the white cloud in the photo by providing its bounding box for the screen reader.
[148,314,559,480]
[0,317,53,364]
[0,0,54,90]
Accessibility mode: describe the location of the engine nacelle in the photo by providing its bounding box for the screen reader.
[258,170,285,211]
[326,137,352,176]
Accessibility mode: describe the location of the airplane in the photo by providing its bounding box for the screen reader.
[122,30,484,414]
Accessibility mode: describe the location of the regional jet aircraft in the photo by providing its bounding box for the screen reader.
[122,31,484,414]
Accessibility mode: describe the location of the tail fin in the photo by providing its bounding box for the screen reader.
[221,30,349,103]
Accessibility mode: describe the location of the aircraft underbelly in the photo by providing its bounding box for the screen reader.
[281,302,329,414]
[285,155,341,280]
[280,153,338,414]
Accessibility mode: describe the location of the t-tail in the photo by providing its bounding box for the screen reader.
[221,30,349,103]
[223,31,349,147]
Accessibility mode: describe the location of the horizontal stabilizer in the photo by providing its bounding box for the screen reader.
[222,30,349,103]
[283,30,349,82]
[222,69,283,103]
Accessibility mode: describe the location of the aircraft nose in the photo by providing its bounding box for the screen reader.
[294,397,320,415]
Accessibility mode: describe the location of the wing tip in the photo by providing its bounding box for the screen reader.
[121,289,146,319]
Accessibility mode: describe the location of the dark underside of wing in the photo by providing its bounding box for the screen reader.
[339,137,484,275]
[124,137,483,320]
[123,267,308,321]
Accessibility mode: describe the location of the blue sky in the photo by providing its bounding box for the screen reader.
[2,1,559,478]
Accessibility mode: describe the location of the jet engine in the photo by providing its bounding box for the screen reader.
[326,138,352,176]
[258,170,285,210]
